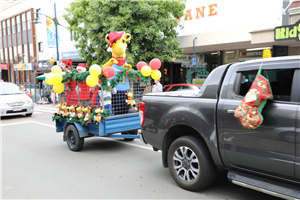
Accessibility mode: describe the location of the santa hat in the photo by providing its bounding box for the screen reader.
[108,31,124,47]
[77,63,87,72]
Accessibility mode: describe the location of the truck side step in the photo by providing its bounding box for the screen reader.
[228,170,300,200]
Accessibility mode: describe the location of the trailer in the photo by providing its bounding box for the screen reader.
[54,78,150,151]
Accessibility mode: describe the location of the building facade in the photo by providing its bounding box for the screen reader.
[0,0,77,84]
[1,0,299,86]
[162,0,300,86]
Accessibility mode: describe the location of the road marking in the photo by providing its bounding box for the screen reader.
[34,108,56,113]
[1,121,155,151]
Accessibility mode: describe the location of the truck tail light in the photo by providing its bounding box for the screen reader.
[139,102,145,127]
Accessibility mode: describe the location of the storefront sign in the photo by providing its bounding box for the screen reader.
[173,54,193,62]
[36,60,52,70]
[14,63,33,70]
[0,64,8,69]
[274,19,300,42]
[61,51,80,59]
[239,50,263,57]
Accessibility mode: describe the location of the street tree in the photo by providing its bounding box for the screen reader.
[63,0,186,67]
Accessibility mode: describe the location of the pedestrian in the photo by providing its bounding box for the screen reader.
[51,89,56,106]
[143,82,153,96]
[152,79,162,93]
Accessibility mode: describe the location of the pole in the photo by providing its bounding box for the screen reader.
[54,3,59,62]
[193,37,197,61]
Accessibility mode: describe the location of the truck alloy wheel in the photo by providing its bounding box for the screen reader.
[167,136,216,191]
[66,125,84,151]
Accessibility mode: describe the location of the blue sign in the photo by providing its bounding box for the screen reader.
[192,58,196,65]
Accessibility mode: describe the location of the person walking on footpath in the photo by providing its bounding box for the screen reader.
[152,79,162,93]
[51,89,56,106]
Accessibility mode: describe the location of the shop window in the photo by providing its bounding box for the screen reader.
[236,69,295,102]
[16,16,20,33]
[29,43,34,63]
[6,20,10,35]
[21,14,26,31]
[26,12,31,30]
[11,17,15,34]
[2,21,6,36]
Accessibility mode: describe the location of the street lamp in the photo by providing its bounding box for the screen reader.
[32,3,66,63]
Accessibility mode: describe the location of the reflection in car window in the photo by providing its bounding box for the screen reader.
[237,68,295,102]
[0,84,24,95]
[163,86,170,92]
[181,86,191,91]
[168,86,181,91]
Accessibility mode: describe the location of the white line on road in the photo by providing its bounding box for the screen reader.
[1,121,155,151]
[34,108,56,113]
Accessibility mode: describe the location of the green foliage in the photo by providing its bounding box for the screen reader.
[63,0,185,67]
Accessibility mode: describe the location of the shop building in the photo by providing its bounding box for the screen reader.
[162,0,300,86]
[0,0,79,84]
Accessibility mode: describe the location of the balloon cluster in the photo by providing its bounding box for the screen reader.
[45,65,64,94]
[137,58,162,80]
[86,65,115,87]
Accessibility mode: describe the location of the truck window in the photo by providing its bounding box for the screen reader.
[236,68,295,102]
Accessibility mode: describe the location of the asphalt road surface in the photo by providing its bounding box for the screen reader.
[1,104,282,199]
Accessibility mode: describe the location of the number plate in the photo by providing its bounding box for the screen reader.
[13,107,22,111]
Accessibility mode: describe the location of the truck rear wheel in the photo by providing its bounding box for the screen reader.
[167,136,216,191]
[66,125,84,151]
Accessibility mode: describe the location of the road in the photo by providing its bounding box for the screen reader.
[1,104,281,199]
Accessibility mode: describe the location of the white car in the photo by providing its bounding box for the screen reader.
[0,82,34,117]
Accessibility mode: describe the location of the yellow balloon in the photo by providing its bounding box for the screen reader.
[151,70,162,80]
[51,65,62,74]
[53,83,64,94]
[53,73,63,84]
[45,74,54,85]
[86,75,99,87]
[89,64,102,77]
[141,66,151,77]
[49,59,55,64]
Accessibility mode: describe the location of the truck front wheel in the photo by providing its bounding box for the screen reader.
[66,125,84,151]
[167,136,216,191]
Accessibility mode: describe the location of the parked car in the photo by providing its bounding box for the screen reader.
[163,84,202,92]
[139,56,300,199]
[0,82,34,117]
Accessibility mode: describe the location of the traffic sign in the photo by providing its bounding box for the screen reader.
[192,58,196,65]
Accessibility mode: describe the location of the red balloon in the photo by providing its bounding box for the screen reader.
[149,58,161,70]
[103,67,115,78]
[137,61,147,71]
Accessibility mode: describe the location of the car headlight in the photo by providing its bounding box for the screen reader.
[0,102,8,108]
[25,99,33,104]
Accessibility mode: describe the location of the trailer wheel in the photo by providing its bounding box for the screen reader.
[167,136,216,191]
[66,125,84,151]
[121,130,138,141]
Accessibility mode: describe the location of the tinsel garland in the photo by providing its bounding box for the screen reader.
[52,109,111,126]
[61,68,149,89]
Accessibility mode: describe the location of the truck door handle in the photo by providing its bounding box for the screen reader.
[227,110,235,114]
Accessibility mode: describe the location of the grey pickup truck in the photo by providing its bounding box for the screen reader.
[139,56,300,199]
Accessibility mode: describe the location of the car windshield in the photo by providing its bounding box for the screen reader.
[0,84,25,95]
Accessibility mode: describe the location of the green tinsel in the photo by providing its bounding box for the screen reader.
[61,67,149,90]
